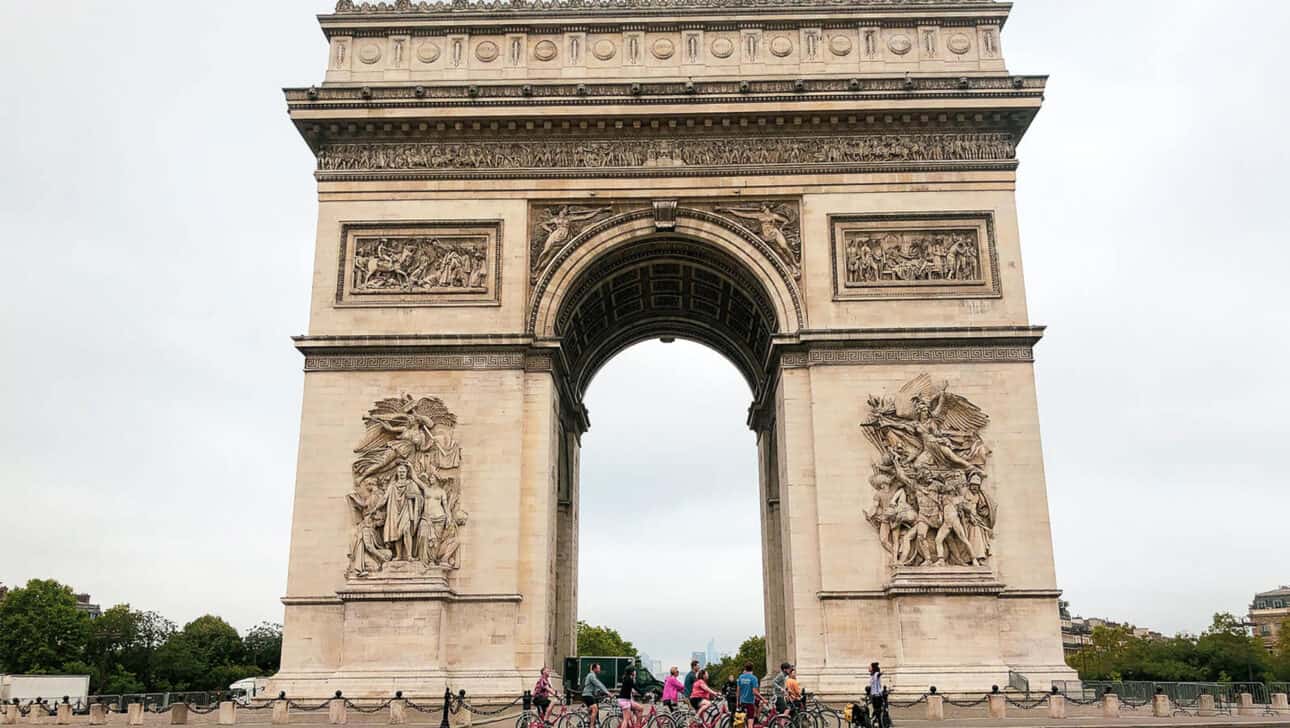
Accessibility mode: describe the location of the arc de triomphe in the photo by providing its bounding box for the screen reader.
[272,0,1075,698]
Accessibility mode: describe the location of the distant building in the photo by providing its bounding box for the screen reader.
[1059,601,1162,656]
[706,639,718,666]
[1249,586,1290,650]
[73,592,101,619]
[691,651,707,669]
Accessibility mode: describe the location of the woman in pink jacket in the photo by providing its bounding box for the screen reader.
[661,666,686,711]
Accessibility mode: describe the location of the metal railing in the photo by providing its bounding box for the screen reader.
[1007,670,1030,696]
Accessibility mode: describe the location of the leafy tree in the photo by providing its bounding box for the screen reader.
[576,621,635,657]
[155,616,245,691]
[0,579,91,674]
[242,622,283,672]
[1270,618,1290,681]
[705,636,767,686]
[87,605,176,692]
[1196,612,1269,682]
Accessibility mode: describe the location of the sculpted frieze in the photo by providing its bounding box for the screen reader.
[347,395,469,579]
[830,213,1000,300]
[527,198,801,281]
[336,221,501,307]
[318,133,1014,180]
[334,0,986,14]
[861,374,996,569]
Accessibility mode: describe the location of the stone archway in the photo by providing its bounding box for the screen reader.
[271,0,1077,701]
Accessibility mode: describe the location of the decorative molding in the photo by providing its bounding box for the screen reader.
[305,352,527,371]
[335,220,503,308]
[779,344,1033,367]
[332,0,1001,17]
[829,212,1001,301]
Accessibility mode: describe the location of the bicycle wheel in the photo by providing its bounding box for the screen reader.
[601,712,624,728]
[517,712,537,728]
[557,712,588,728]
[649,712,678,728]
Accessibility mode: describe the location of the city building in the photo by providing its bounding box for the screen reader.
[1249,586,1290,650]
[73,592,102,619]
[1059,601,1162,656]
[706,639,718,667]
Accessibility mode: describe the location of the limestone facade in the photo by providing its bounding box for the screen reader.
[271,0,1075,699]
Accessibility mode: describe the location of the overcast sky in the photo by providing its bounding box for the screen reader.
[1,0,1288,674]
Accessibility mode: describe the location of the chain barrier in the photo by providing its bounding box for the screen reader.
[186,703,221,715]
[405,698,443,713]
[236,701,277,711]
[345,699,395,713]
[1003,694,1048,710]
[886,694,928,708]
[287,699,332,711]
[942,695,989,708]
[1063,695,1101,706]
[463,695,526,716]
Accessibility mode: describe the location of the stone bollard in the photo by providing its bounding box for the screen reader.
[1272,693,1289,715]
[170,704,188,725]
[1049,694,1066,719]
[389,699,406,725]
[57,705,71,726]
[271,701,290,725]
[127,705,143,727]
[217,702,236,726]
[1102,693,1120,719]
[1198,694,1217,717]
[89,705,107,726]
[925,695,944,721]
[328,698,347,726]
[2,705,17,726]
[1237,692,1256,717]
[987,694,1006,719]
[448,693,471,728]
[1152,694,1170,718]
[28,704,45,726]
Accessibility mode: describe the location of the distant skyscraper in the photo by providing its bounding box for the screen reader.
[691,651,707,669]
[706,639,718,666]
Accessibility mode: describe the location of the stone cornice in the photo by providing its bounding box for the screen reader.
[285,74,1046,110]
[325,0,1011,25]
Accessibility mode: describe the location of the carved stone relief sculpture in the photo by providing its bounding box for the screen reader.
[347,395,469,579]
[337,221,501,307]
[715,202,800,277]
[829,213,1000,300]
[860,374,995,568]
[530,205,613,281]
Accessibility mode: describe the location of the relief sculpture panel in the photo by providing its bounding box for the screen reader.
[830,213,1000,300]
[860,374,996,568]
[347,395,469,580]
[336,221,501,307]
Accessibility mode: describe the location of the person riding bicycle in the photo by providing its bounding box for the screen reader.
[683,660,701,700]
[662,666,686,712]
[689,669,720,712]
[533,666,554,722]
[785,668,802,715]
[736,663,765,728]
[618,667,646,728]
[582,663,611,728]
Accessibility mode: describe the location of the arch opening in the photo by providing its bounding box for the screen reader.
[552,236,782,403]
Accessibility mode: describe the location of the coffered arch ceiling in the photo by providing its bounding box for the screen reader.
[554,237,780,399]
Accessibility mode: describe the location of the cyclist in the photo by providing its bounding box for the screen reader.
[785,668,802,715]
[770,662,792,716]
[867,663,890,728]
[662,666,686,712]
[533,666,554,722]
[683,660,701,701]
[736,663,765,728]
[618,667,646,728]
[689,669,719,711]
[583,663,611,728]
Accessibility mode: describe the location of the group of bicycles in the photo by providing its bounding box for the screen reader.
[519,691,885,728]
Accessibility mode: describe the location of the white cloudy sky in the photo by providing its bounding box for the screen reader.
[2,1,1288,673]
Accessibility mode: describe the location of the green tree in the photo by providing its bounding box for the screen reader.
[1270,618,1290,681]
[576,621,635,657]
[87,605,176,692]
[1196,612,1269,682]
[705,636,767,686]
[242,622,283,672]
[0,579,91,674]
[155,616,246,691]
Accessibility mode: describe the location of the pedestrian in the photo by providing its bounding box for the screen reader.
[533,666,554,721]
[770,662,792,715]
[868,662,888,728]
[583,663,610,727]
[683,660,700,699]
[736,663,765,727]
[662,666,685,712]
